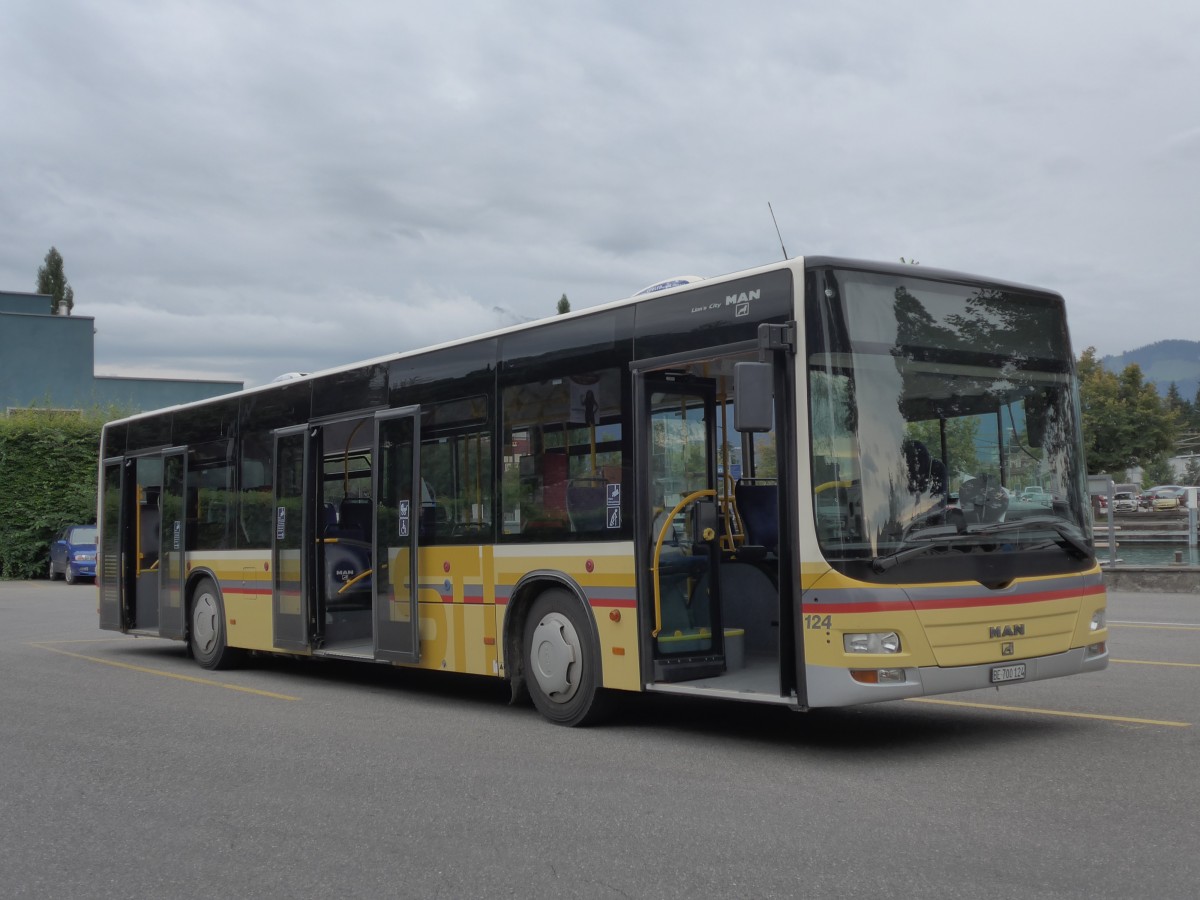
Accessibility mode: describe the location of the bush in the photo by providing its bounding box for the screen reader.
[0,409,110,579]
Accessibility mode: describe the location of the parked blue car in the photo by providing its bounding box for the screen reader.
[48,524,98,584]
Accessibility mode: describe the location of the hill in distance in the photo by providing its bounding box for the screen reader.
[1100,339,1200,401]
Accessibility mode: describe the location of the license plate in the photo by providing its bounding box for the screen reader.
[991,663,1027,684]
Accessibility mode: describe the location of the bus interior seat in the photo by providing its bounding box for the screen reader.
[928,457,947,497]
[907,437,949,492]
[734,480,778,556]
[567,477,608,532]
[903,440,948,497]
[903,439,933,493]
[321,502,338,532]
[419,503,440,541]
[337,497,373,541]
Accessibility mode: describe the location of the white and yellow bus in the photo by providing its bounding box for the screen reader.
[98,257,1107,725]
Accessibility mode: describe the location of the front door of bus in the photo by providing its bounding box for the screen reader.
[272,426,311,651]
[639,375,725,681]
[373,407,420,663]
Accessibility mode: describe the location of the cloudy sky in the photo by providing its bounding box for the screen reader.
[2,1,1198,388]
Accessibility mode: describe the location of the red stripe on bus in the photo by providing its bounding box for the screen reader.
[588,598,637,609]
[802,582,1105,615]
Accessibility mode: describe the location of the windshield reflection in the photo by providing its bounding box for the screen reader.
[807,267,1089,580]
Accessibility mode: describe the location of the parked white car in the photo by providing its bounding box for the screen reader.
[1112,491,1137,512]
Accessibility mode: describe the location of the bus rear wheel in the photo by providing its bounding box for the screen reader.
[523,589,607,726]
[189,577,239,670]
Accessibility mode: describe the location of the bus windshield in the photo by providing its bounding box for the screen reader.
[807,267,1090,581]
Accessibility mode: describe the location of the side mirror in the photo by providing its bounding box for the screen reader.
[734,362,773,433]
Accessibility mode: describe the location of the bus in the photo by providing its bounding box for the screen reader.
[97,256,1108,725]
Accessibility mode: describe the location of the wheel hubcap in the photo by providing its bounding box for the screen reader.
[530,612,580,703]
[192,593,218,654]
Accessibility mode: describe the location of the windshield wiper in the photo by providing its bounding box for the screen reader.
[871,515,1091,573]
[871,525,964,573]
[971,515,1091,560]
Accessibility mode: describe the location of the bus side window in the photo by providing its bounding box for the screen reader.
[501,370,624,540]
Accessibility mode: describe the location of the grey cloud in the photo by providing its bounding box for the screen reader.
[2,0,1198,388]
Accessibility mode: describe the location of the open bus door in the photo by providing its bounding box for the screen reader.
[272,425,312,652]
[98,458,130,631]
[634,339,798,703]
[636,372,727,682]
[372,407,420,663]
[100,450,192,639]
[157,447,187,640]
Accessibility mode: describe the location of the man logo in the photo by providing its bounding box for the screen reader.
[1001,642,1015,656]
[988,624,1026,639]
[725,289,761,307]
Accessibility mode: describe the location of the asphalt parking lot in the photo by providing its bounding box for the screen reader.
[2,579,1197,899]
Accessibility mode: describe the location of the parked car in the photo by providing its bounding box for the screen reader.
[1140,485,1184,509]
[1112,491,1138,512]
[48,524,97,584]
[1151,488,1186,511]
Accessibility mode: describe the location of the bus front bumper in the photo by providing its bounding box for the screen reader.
[805,643,1109,708]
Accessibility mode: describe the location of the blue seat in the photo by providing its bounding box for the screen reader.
[735,480,778,555]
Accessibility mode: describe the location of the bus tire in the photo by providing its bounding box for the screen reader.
[523,588,608,726]
[189,577,239,670]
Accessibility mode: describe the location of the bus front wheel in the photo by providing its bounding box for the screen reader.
[523,589,607,726]
[190,578,239,670]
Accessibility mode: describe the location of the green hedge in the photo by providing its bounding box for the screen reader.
[0,410,110,579]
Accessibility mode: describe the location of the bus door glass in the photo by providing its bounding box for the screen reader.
[373,407,420,662]
[98,458,127,631]
[158,447,187,640]
[317,415,377,653]
[130,455,164,631]
[272,426,311,651]
[640,375,725,679]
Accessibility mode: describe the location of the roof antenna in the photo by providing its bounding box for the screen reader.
[768,202,788,260]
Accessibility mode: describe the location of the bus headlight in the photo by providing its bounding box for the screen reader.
[1090,609,1106,632]
[843,632,901,654]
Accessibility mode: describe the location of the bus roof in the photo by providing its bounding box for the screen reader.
[102,254,1060,429]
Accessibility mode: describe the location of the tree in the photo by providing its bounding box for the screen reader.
[907,417,979,482]
[0,409,104,578]
[1140,454,1175,487]
[36,246,74,315]
[1183,456,1200,487]
[1076,347,1178,475]
[556,294,570,315]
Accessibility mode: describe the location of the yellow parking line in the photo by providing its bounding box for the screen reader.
[1111,658,1200,669]
[905,696,1189,727]
[30,643,299,701]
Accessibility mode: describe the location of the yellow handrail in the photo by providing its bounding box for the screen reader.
[814,479,854,494]
[651,488,716,638]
